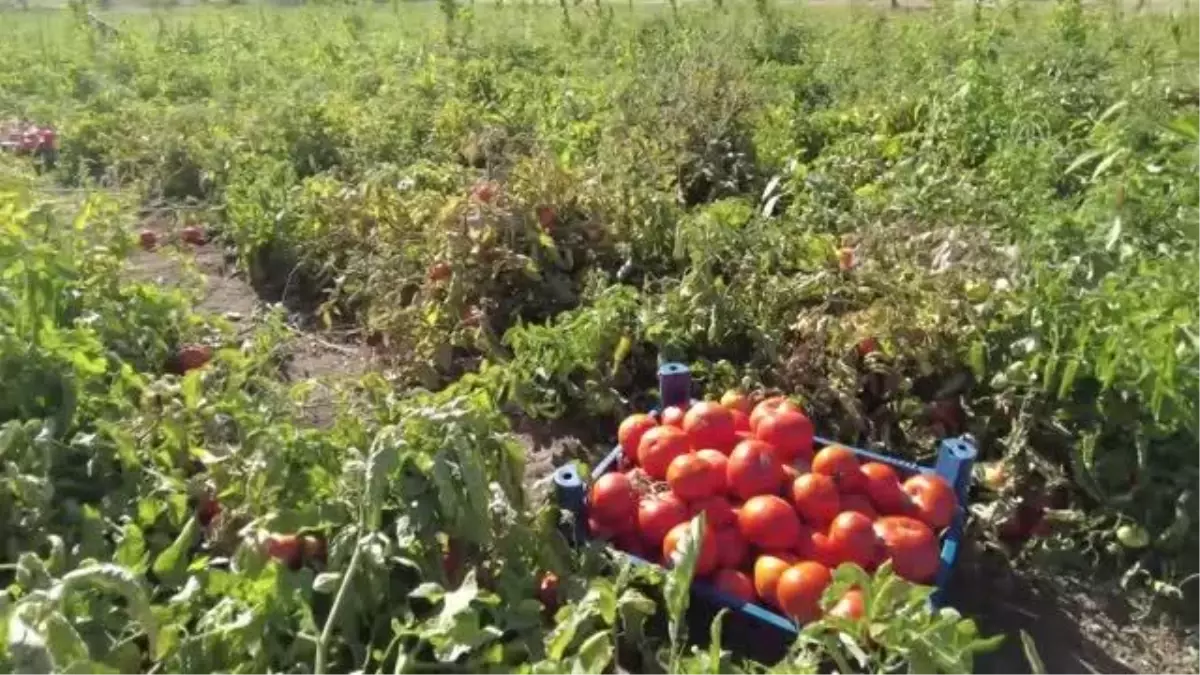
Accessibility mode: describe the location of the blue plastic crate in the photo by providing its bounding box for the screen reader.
[552,362,976,650]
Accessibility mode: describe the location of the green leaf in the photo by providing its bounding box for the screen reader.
[114,523,148,572]
[42,613,88,668]
[571,631,613,674]
[313,572,342,594]
[707,609,727,674]
[664,513,705,644]
[151,516,198,588]
[54,565,158,654]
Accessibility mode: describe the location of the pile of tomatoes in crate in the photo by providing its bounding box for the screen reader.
[587,393,959,623]
[1,119,57,158]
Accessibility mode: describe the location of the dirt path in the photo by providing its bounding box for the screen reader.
[126,213,373,426]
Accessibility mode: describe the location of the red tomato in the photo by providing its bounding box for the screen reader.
[613,531,648,558]
[179,344,213,372]
[266,534,303,570]
[902,474,957,530]
[691,495,737,528]
[828,511,878,570]
[197,496,221,527]
[470,180,498,203]
[860,462,910,515]
[781,463,802,485]
[139,229,158,251]
[536,205,556,230]
[749,396,802,434]
[662,521,719,577]
[683,401,738,453]
[754,408,815,464]
[738,495,802,550]
[720,390,753,415]
[180,225,206,245]
[713,526,748,569]
[694,449,730,493]
[589,473,638,527]
[637,494,689,548]
[637,426,690,480]
[791,473,841,528]
[427,261,452,282]
[776,562,832,622]
[667,453,722,501]
[829,588,866,620]
[588,516,617,540]
[840,493,880,521]
[727,439,785,500]
[797,528,841,568]
[713,568,756,603]
[660,405,687,428]
[753,553,798,608]
[812,445,866,493]
[618,414,657,464]
[538,572,560,611]
[874,515,940,584]
[857,337,880,357]
[730,409,751,434]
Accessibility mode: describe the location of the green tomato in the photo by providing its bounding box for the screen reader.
[1116,524,1150,549]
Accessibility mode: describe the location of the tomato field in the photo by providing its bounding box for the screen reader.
[0,0,1197,672]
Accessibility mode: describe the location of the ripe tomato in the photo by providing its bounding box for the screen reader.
[588,516,618,540]
[776,562,832,622]
[749,396,802,434]
[443,537,465,585]
[781,463,802,484]
[720,390,752,415]
[753,553,798,608]
[667,453,722,501]
[427,261,452,282]
[828,511,878,570]
[860,462,910,515]
[180,225,207,245]
[727,439,785,500]
[874,515,940,583]
[691,495,737,528]
[797,529,841,568]
[618,414,657,463]
[538,572,560,612]
[637,426,690,480]
[694,449,729,493]
[660,405,687,428]
[536,205,556,230]
[856,337,880,357]
[470,180,498,203]
[812,445,866,493]
[637,494,689,548]
[791,473,841,528]
[713,526,748,569]
[753,408,815,464]
[902,474,957,530]
[589,473,638,526]
[713,568,756,603]
[197,496,221,527]
[662,521,719,577]
[139,229,158,251]
[266,533,303,570]
[829,588,866,620]
[730,409,751,434]
[683,401,738,453]
[179,344,213,372]
[738,495,802,550]
[840,493,880,521]
[613,532,648,559]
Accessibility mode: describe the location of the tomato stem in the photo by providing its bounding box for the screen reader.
[315,537,364,675]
